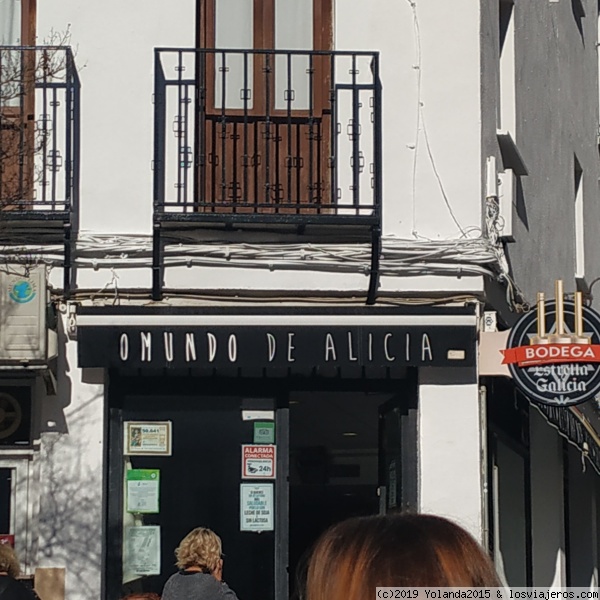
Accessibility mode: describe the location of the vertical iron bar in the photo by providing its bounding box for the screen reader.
[253,120,258,209]
[264,53,271,207]
[330,53,338,207]
[351,54,360,208]
[50,85,58,205]
[220,50,227,206]
[153,50,167,214]
[63,223,72,299]
[182,76,191,208]
[308,53,314,213]
[316,121,322,212]
[373,53,382,218]
[286,52,292,207]
[243,51,249,208]
[197,50,207,212]
[152,221,162,301]
[71,52,81,233]
[64,49,73,212]
[176,50,184,204]
[18,48,25,204]
[211,110,217,208]
[274,122,280,211]
[274,401,290,600]
[232,120,238,212]
[41,48,49,205]
[366,223,381,305]
[152,49,166,300]
[295,122,300,206]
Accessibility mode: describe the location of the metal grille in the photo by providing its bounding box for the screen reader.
[154,48,382,225]
[0,46,80,216]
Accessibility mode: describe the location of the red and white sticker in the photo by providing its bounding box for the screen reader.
[242,444,276,479]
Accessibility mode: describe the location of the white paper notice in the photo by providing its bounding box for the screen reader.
[124,526,161,576]
[242,410,274,421]
[240,483,274,532]
[126,472,160,514]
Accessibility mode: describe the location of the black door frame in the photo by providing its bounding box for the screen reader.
[377,381,418,515]
[104,371,417,600]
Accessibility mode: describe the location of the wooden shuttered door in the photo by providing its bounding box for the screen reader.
[198,0,333,215]
[0,0,36,210]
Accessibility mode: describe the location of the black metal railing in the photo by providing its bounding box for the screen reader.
[0,46,80,217]
[153,48,381,225]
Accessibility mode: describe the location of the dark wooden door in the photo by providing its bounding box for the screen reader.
[198,0,332,214]
[0,0,36,209]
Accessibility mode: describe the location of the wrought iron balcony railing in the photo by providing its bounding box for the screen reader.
[153,48,381,228]
[0,46,80,222]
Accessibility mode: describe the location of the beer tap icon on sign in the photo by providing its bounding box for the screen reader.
[530,280,590,346]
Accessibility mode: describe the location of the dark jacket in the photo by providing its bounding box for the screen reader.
[162,571,240,600]
[0,576,38,600]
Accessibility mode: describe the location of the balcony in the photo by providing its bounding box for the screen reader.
[0,46,79,252]
[153,48,382,238]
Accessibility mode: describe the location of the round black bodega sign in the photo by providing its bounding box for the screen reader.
[505,301,600,407]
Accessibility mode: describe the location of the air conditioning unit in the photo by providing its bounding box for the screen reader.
[0,266,52,366]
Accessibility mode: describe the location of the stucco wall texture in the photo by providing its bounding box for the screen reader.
[484,0,600,304]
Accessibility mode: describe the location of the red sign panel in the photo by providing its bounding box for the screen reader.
[0,535,15,547]
[242,445,276,479]
[502,343,600,367]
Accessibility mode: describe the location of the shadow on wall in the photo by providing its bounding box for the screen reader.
[38,317,71,436]
[37,427,104,597]
[36,319,105,598]
[515,177,528,231]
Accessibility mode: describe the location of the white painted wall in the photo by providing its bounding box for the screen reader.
[336,0,483,240]
[36,0,196,238]
[529,409,566,587]
[34,0,486,297]
[418,369,483,541]
[35,318,105,600]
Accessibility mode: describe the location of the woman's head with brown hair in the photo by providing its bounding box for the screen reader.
[174,527,222,572]
[304,514,500,600]
[0,544,20,578]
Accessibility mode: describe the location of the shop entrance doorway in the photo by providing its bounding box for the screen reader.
[287,389,417,595]
[106,377,417,600]
[108,391,281,600]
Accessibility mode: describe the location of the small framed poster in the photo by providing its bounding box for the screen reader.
[124,421,172,456]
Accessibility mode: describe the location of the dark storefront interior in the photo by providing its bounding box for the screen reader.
[107,376,416,600]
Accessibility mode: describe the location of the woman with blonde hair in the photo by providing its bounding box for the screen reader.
[161,527,239,600]
[303,513,500,600]
[0,544,38,599]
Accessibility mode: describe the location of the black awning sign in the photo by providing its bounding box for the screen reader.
[78,323,476,371]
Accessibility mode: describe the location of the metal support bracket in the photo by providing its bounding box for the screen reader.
[152,221,163,300]
[366,224,381,305]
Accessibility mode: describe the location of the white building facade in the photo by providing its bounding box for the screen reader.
[0,0,599,598]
